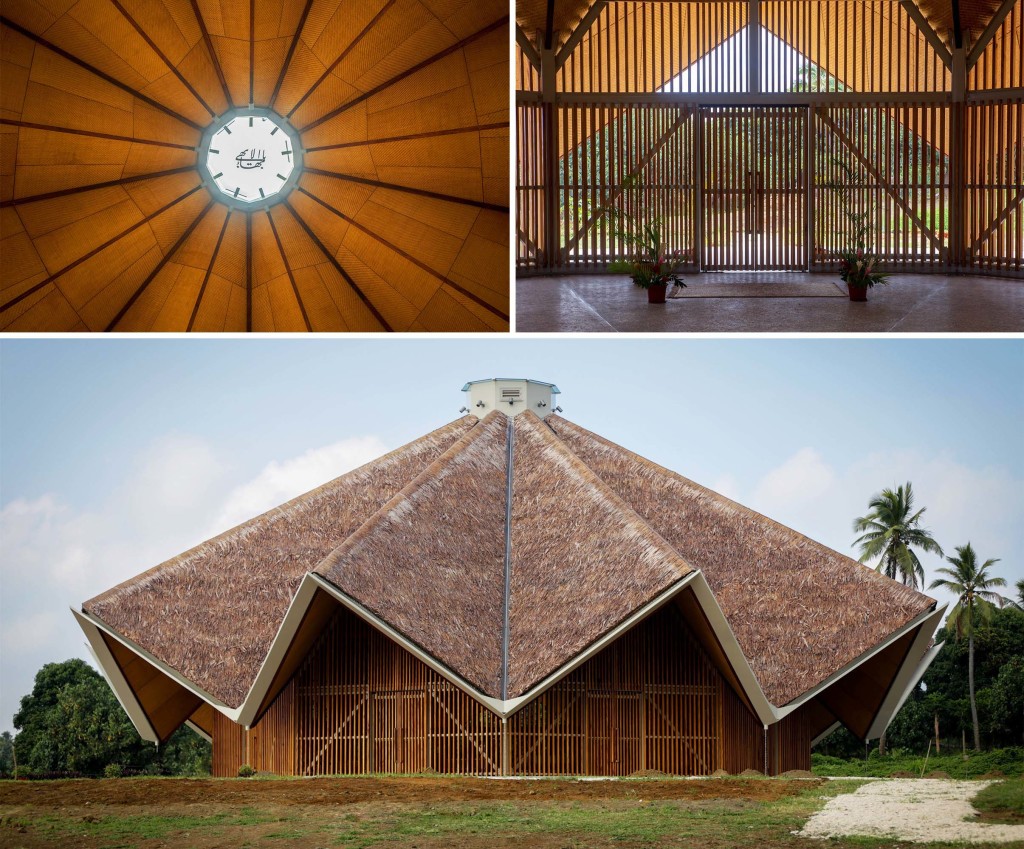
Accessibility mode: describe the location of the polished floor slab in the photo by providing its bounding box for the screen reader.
[515,272,1024,333]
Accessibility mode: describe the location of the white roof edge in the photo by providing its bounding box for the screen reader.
[184,720,213,744]
[73,608,159,744]
[866,604,947,741]
[772,602,945,720]
[75,608,241,723]
[811,721,843,748]
[236,575,324,727]
[301,573,507,714]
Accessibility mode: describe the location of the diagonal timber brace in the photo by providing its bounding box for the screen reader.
[560,107,694,263]
[898,0,953,67]
[517,24,541,69]
[967,0,1019,67]
[816,108,944,255]
[971,187,1024,253]
[556,0,608,69]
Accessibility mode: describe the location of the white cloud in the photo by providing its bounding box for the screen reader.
[752,447,836,508]
[210,436,388,535]
[0,433,386,734]
[742,447,1024,609]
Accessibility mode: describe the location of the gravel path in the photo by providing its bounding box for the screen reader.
[800,779,1024,844]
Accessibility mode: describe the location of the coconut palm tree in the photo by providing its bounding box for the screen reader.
[852,482,944,589]
[928,543,1008,751]
[1010,578,1024,610]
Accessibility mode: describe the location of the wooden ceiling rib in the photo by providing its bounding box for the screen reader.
[0,0,509,331]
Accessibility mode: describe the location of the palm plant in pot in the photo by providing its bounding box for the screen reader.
[594,177,686,304]
[825,159,890,301]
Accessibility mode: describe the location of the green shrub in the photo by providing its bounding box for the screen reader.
[237,764,256,778]
[811,747,1024,779]
[103,763,123,778]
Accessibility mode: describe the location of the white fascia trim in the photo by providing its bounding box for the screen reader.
[867,633,947,740]
[302,573,507,714]
[811,721,842,748]
[236,574,336,727]
[184,720,213,743]
[73,608,159,744]
[74,608,241,722]
[772,602,945,721]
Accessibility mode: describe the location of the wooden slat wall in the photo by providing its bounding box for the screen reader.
[553,102,695,270]
[964,100,1023,272]
[517,44,540,92]
[211,710,246,777]
[554,0,949,95]
[508,603,727,776]
[760,1,950,93]
[721,673,763,774]
[969,0,1023,91]
[814,103,949,268]
[293,607,501,776]
[516,104,546,268]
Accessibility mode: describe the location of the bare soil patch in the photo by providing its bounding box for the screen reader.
[0,775,806,808]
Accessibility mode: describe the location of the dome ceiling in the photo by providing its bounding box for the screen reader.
[1,0,509,331]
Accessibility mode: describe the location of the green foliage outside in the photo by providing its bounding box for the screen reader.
[811,748,1024,779]
[5,659,210,778]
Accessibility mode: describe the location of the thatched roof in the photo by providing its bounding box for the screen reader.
[83,409,934,711]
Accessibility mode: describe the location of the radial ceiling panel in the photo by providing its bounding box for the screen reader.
[0,0,510,331]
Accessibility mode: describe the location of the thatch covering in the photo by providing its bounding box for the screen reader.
[85,416,476,707]
[545,415,935,706]
[0,0,508,332]
[84,408,934,711]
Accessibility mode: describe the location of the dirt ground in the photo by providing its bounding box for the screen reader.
[0,776,820,849]
[0,774,807,807]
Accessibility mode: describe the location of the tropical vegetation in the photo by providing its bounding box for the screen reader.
[929,544,1008,750]
[852,481,943,589]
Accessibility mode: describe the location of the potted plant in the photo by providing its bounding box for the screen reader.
[838,249,889,301]
[824,159,890,301]
[594,177,687,304]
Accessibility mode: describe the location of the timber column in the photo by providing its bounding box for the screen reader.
[541,48,560,270]
[949,45,968,269]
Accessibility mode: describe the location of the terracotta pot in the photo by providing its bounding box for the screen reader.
[847,281,868,302]
[647,283,668,304]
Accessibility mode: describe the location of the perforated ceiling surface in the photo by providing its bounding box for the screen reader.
[516,0,1012,54]
[1,0,509,332]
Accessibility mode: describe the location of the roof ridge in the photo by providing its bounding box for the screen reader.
[500,415,513,701]
[546,415,934,606]
[314,411,502,579]
[515,411,696,577]
[84,415,479,613]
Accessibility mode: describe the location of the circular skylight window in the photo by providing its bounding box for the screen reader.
[199,109,302,209]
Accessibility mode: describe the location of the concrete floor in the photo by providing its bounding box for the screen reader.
[515,272,1024,332]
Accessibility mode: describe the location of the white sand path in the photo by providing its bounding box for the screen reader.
[799,779,1024,844]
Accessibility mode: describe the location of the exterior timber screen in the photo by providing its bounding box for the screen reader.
[516,0,1024,276]
[210,598,808,777]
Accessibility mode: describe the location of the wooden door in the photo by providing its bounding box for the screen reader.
[587,692,642,776]
[373,691,425,774]
[702,106,807,270]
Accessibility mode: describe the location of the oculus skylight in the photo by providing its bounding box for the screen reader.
[199,109,303,209]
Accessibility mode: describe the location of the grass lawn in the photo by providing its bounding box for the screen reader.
[0,777,1019,849]
[971,779,1024,825]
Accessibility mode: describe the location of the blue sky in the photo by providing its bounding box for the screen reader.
[1,338,1022,733]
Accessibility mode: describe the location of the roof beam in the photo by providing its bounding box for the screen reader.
[899,0,953,66]
[281,197,393,331]
[187,208,232,332]
[266,208,312,331]
[188,0,233,109]
[270,0,316,108]
[967,0,1019,67]
[517,24,541,69]
[295,186,509,322]
[543,0,556,50]
[300,19,505,133]
[302,167,508,213]
[555,0,607,69]
[0,16,205,131]
[0,166,196,208]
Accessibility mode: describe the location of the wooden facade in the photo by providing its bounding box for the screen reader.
[516,0,1023,276]
[210,597,815,777]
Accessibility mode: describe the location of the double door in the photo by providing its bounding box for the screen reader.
[701,106,807,270]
